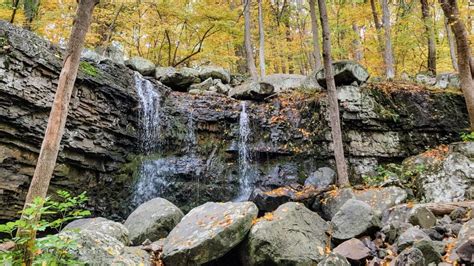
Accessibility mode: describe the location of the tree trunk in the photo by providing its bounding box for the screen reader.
[16,0,99,264]
[381,0,395,79]
[445,16,458,72]
[244,0,258,80]
[370,0,384,52]
[420,0,436,74]
[258,0,265,78]
[23,0,40,30]
[352,22,363,62]
[439,0,474,130]
[10,0,20,23]
[317,0,349,186]
[309,0,322,71]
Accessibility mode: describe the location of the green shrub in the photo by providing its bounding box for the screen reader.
[461,132,474,142]
[0,191,91,265]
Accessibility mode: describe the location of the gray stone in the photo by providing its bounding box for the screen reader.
[196,66,231,84]
[58,230,150,266]
[304,167,336,188]
[96,41,125,64]
[408,207,437,229]
[333,238,371,261]
[242,202,329,265]
[63,217,129,245]
[456,218,474,262]
[262,73,320,92]
[313,188,355,220]
[331,199,381,241]
[403,142,474,203]
[124,197,184,245]
[395,247,426,266]
[125,56,155,76]
[155,67,200,90]
[381,222,413,244]
[450,207,469,222]
[228,81,274,101]
[317,253,350,266]
[413,239,442,265]
[397,226,431,251]
[81,49,104,63]
[316,60,369,88]
[162,201,257,265]
[415,73,436,86]
[188,77,230,94]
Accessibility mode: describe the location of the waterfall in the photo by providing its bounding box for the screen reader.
[135,72,161,153]
[132,73,165,206]
[235,101,253,201]
[186,108,197,153]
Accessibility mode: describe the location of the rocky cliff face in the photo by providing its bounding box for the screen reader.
[0,21,139,220]
[0,22,469,220]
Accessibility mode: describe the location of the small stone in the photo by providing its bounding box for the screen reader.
[408,207,436,229]
[413,239,442,265]
[397,226,431,252]
[395,247,426,266]
[317,253,350,266]
[449,207,468,222]
[333,238,371,261]
[62,217,129,245]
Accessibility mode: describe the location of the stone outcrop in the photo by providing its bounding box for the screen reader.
[0,21,140,220]
[0,21,470,220]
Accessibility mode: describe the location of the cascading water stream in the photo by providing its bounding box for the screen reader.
[235,101,253,201]
[131,73,166,206]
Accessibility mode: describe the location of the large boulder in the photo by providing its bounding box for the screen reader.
[314,187,407,220]
[415,73,436,86]
[124,197,184,245]
[242,202,329,265]
[162,201,258,265]
[316,60,369,88]
[304,167,336,188]
[196,66,231,84]
[125,56,155,76]
[228,81,274,101]
[58,230,150,265]
[402,142,474,202]
[331,199,381,241]
[155,67,200,90]
[63,217,129,245]
[262,74,320,92]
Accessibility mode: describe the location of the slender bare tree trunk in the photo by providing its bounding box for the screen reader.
[381,0,395,79]
[16,0,99,264]
[445,16,458,72]
[10,0,20,23]
[23,0,40,30]
[420,0,436,74]
[244,0,258,80]
[309,0,322,71]
[439,0,474,130]
[317,0,349,186]
[370,0,384,52]
[352,23,363,62]
[258,0,265,78]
